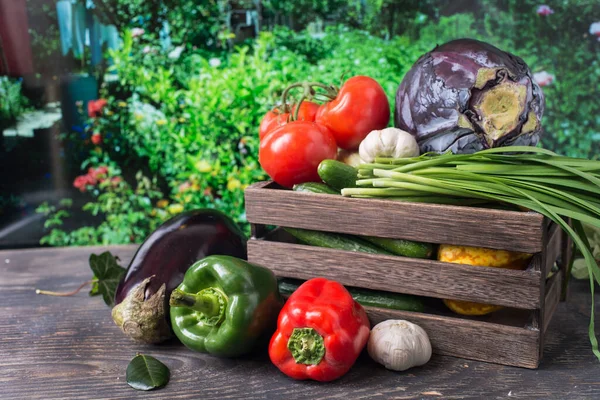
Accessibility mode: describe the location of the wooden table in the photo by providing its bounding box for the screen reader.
[1,246,600,399]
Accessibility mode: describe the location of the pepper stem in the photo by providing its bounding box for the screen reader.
[169,287,227,326]
[287,327,325,365]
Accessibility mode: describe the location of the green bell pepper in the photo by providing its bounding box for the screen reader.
[169,255,282,357]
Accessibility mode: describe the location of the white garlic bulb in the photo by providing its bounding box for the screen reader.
[358,127,420,163]
[367,319,432,371]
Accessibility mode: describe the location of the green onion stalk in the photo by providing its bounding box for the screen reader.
[342,146,600,361]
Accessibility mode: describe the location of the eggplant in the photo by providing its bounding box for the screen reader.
[111,209,247,344]
[395,38,544,154]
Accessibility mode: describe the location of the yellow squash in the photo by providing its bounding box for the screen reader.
[438,244,532,316]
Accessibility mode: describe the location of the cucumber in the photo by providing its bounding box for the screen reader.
[291,174,434,260]
[293,182,338,195]
[318,159,358,192]
[284,227,392,255]
[362,236,434,259]
[278,278,424,312]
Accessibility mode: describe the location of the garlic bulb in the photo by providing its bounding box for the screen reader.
[337,149,363,168]
[368,320,432,371]
[358,127,420,163]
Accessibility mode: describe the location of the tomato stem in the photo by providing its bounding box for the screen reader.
[292,96,306,121]
[280,83,305,112]
[280,81,338,114]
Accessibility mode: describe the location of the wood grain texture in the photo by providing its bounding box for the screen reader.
[544,271,563,334]
[247,239,541,309]
[364,307,540,369]
[1,246,598,399]
[245,181,546,253]
[560,219,574,301]
[544,224,562,278]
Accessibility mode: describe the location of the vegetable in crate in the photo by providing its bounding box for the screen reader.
[259,101,319,140]
[259,121,337,188]
[368,320,432,371]
[169,255,282,357]
[112,209,247,344]
[278,278,425,312]
[395,39,544,154]
[318,159,358,192]
[359,127,420,163]
[343,146,600,360]
[438,244,532,315]
[269,278,370,381]
[337,149,363,168]
[316,75,390,151]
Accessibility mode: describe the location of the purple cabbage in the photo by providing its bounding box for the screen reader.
[395,39,545,153]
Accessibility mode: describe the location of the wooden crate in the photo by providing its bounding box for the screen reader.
[244,181,573,369]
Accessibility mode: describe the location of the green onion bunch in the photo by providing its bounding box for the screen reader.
[342,146,600,360]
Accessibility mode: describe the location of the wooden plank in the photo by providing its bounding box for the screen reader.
[364,307,540,369]
[245,181,546,253]
[544,224,562,278]
[560,219,574,301]
[544,271,563,334]
[248,239,541,309]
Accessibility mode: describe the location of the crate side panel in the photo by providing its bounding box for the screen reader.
[543,271,563,333]
[544,224,562,277]
[365,307,540,368]
[248,240,541,309]
[245,184,545,253]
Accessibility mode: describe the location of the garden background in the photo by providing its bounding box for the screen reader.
[0,0,599,248]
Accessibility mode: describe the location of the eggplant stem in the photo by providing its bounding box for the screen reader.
[35,279,95,297]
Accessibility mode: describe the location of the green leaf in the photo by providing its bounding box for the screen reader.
[89,252,126,307]
[126,354,170,391]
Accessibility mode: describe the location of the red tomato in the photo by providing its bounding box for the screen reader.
[259,121,337,188]
[316,76,390,150]
[258,101,320,140]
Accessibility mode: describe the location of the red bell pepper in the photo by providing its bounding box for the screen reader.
[269,277,370,382]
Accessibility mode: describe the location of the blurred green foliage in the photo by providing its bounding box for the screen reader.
[41,0,599,246]
[0,77,29,129]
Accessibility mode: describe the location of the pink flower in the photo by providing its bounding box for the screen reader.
[590,22,600,40]
[73,175,89,192]
[533,71,555,87]
[143,46,152,54]
[178,182,192,193]
[88,99,107,118]
[88,166,109,181]
[536,5,554,16]
[131,28,145,38]
[110,177,122,187]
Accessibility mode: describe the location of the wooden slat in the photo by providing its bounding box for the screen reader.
[248,239,542,309]
[364,307,540,369]
[544,271,563,333]
[559,219,574,301]
[245,181,546,253]
[544,224,562,277]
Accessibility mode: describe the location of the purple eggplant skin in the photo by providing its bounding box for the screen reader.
[111,209,247,344]
[395,38,545,154]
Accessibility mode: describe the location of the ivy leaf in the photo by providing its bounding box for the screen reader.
[126,354,170,391]
[89,251,126,307]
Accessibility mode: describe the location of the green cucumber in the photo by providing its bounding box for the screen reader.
[317,159,358,192]
[278,278,424,313]
[292,172,434,260]
[362,236,434,259]
[293,182,338,195]
[284,227,392,255]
